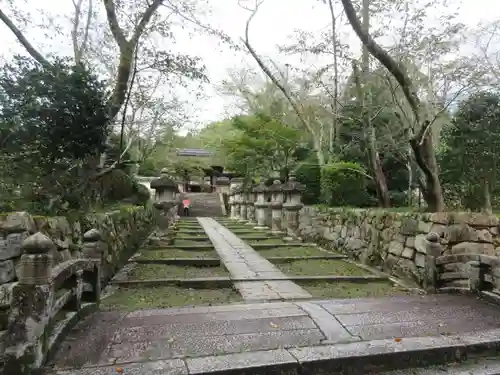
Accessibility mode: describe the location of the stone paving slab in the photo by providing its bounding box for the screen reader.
[46,295,500,375]
[197,217,311,300]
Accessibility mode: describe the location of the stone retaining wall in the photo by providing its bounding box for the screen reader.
[297,206,500,287]
[0,205,155,308]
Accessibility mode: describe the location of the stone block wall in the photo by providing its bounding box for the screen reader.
[0,206,155,309]
[297,206,500,287]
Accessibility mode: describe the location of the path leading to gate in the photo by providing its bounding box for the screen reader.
[197,217,312,300]
[45,217,500,375]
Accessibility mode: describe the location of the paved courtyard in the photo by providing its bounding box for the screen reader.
[44,217,500,374]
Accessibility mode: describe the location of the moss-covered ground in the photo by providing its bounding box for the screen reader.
[101,286,242,311]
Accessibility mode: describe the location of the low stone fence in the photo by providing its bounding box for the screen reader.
[1,232,101,374]
[0,203,182,374]
[0,206,155,302]
[296,206,499,288]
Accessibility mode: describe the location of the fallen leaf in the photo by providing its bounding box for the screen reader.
[168,337,175,343]
[394,338,402,342]
[115,368,124,373]
[269,322,279,329]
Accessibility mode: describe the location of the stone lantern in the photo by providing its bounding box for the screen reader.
[150,168,178,203]
[282,173,305,240]
[239,186,250,222]
[229,177,244,192]
[245,184,256,225]
[252,182,268,230]
[150,168,179,229]
[233,185,242,220]
[268,180,284,234]
[215,176,230,195]
[228,186,237,219]
[229,177,244,220]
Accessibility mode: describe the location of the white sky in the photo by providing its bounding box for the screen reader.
[1,0,499,133]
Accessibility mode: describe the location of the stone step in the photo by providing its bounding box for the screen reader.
[45,330,500,375]
[379,357,500,374]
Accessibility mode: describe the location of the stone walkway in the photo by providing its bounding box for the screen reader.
[197,217,312,301]
[46,294,500,374]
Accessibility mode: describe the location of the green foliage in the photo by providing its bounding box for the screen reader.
[439,91,500,210]
[295,155,321,204]
[320,162,371,207]
[0,56,110,214]
[0,56,109,162]
[138,158,159,176]
[223,113,301,178]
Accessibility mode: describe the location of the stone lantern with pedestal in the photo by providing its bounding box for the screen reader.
[252,182,268,230]
[215,176,230,195]
[282,173,305,240]
[232,185,242,220]
[268,180,284,234]
[150,168,179,229]
[239,186,250,222]
[245,184,257,225]
[229,177,244,220]
[228,186,237,219]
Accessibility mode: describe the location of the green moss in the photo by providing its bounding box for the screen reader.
[139,248,218,259]
[249,238,284,245]
[299,280,414,298]
[257,246,330,258]
[129,264,229,280]
[274,259,372,276]
[101,285,242,311]
[174,239,212,246]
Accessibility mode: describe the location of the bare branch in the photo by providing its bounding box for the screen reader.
[339,0,421,127]
[240,1,315,137]
[0,9,51,67]
[102,0,127,49]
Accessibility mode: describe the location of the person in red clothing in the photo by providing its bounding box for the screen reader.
[182,198,191,216]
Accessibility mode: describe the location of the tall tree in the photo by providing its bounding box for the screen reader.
[440,91,500,213]
[340,0,446,211]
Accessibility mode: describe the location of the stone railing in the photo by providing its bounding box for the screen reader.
[0,206,155,332]
[1,232,101,374]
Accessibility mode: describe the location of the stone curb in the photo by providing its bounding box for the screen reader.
[49,328,500,375]
[109,275,390,288]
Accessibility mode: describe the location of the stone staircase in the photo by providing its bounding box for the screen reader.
[183,192,223,217]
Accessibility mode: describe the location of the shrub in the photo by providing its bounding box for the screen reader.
[320,162,370,207]
[295,155,321,204]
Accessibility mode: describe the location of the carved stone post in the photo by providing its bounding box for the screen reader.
[215,176,231,216]
[246,185,256,225]
[229,177,244,220]
[269,180,284,234]
[424,232,442,293]
[233,186,242,221]
[239,187,249,222]
[229,188,237,219]
[253,182,268,230]
[4,233,54,372]
[82,228,107,285]
[282,173,305,241]
[468,257,489,293]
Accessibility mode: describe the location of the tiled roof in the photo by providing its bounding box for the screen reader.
[176,148,213,157]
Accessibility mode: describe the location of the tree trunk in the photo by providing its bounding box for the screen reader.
[352,63,390,207]
[340,0,445,212]
[368,134,391,207]
[410,132,444,211]
[483,179,492,214]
